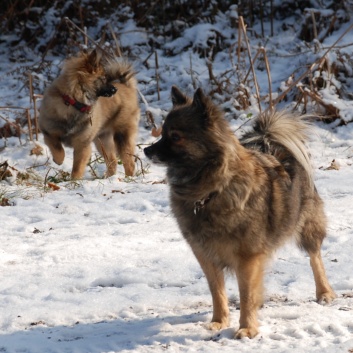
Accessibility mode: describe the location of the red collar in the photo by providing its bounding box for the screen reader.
[62,94,91,113]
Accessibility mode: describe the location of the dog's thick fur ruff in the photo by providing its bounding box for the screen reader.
[144,86,336,339]
[39,49,140,179]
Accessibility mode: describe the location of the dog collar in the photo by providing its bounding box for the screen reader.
[62,94,92,113]
[194,191,217,214]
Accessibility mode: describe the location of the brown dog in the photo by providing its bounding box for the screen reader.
[39,49,140,179]
[144,86,336,339]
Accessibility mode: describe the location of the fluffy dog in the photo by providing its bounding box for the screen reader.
[144,86,336,339]
[39,49,140,179]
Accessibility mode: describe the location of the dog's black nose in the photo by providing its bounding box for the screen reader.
[97,85,117,98]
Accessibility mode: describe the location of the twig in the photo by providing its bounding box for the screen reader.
[64,17,115,59]
[108,22,122,57]
[26,109,33,141]
[131,153,146,178]
[234,115,255,133]
[142,51,154,69]
[239,16,262,113]
[43,167,52,192]
[32,94,42,141]
[154,51,160,101]
[26,158,50,170]
[138,88,150,110]
[237,18,242,63]
[270,0,274,37]
[311,10,318,40]
[189,53,197,89]
[260,48,273,111]
[242,49,262,84]
[206,60,220,89]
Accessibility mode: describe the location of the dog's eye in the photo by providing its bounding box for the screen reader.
[171,133,182,142]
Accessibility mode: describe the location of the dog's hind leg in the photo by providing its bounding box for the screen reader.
[95,134,118,177]
[43,133,65,165]
[298,212,336,304]
[234,253,266,339]
[192,248,229,331]
[114,131,136,177]
[309,251,336,303]
[71,143,92,179]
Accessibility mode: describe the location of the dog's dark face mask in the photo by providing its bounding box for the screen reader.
[144,87,221,170]
[96,84,117,98]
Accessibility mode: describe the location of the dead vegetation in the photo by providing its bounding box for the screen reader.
[1,0,353,193]
[1,0,353,129]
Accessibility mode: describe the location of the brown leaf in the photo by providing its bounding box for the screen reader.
[47,182,60,191]
[151,125,162,137]
[30,144,43,156]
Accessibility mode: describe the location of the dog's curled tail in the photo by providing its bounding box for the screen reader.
[243,110,314,186]
[105,59,136,86]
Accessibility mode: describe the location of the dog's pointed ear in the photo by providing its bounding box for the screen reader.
[192,88,207,112]
[86,49,102,73]
[171,86,188,107]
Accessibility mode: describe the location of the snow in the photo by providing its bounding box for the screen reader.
[0,4,353,353]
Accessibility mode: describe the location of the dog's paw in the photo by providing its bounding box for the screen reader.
[53,155,64,165]
[235,327,259,339]
[317,290,337,304]
[51,147,65,165]
[205,321,229,331]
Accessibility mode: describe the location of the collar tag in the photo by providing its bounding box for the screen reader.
[193,191,217,215]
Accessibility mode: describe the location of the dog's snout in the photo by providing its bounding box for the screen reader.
[97,85,118,98]
[144,146,153,159]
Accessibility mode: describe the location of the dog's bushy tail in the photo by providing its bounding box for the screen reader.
[105,59,136,85]
[242,110,313,185]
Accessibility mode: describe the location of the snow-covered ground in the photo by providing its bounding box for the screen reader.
[1,3,353,352]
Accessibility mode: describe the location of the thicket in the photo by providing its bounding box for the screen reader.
[1,0,353,142]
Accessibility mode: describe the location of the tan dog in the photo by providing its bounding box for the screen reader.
[39,49,140,179]
[144,86,336,339]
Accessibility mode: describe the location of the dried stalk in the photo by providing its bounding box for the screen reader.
[242,49,262,84]
[108,22,122,57]
[239,16,262,113]
[190,53,197,89]
[26,109,33,141]
[64,18,115,59]
[270,0,274,37]
[237,18,242,63]
[260,48,273,111]
[32,94,42,141]
[298,86,340,118]
[142,51,154,69]
[311,11,318,40]
[84,26,88,47]
[155,51,160,101]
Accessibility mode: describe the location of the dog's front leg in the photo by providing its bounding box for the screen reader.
[44,134,65,165]
[234,253,267,339]
[71,143,92,179]
[192,247,229,330]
